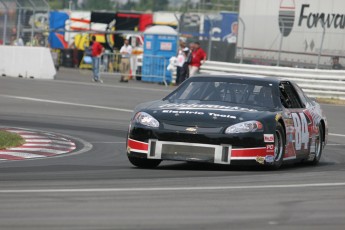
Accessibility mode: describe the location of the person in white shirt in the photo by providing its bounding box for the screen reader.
[119,39,132,83]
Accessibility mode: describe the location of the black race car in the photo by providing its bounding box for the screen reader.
[127,75,328,169]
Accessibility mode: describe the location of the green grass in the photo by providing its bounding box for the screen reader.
[0,130,25,150]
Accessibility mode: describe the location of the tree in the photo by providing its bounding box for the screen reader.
[135,0,169,11]
[82,0,113,11]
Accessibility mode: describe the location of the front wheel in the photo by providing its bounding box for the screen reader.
[269,123,286,169]
[128,155,161,169]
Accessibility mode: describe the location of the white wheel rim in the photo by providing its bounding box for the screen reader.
[274,129,284,161]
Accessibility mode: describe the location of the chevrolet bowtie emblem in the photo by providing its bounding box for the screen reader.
[186,127,197,132]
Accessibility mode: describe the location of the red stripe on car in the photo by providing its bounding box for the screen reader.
[128,139,148,151]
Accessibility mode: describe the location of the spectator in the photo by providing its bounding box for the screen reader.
[332,56,343,70]
[119,39,132,83]
[175,40,187,85]
[189,41,207,76]
[32,34,40,46]
[91,35,104,83]
[12,35,24,46]
[179,47,191,84]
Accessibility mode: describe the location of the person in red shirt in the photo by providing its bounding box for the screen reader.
[189,41,207,76]
[91,35,104,83]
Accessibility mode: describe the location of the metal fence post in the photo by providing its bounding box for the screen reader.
[277,18,285,66]
[316,21,326,69]
[27,0,37,46]
[238,16,245,64]
[163,58,167,86]
[206,15,213,61]
[0,0,8,45]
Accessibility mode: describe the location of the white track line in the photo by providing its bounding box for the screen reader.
[90,142,126,144]
[0,182,345,193]
[6,148,69,154]
[22,143,74,148]
[20,135,47,138]
[24,139,52,143]
[0,95,133,113]
[329,133,345,137]
[0,152,47,158]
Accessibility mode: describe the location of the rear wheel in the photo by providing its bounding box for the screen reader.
[270,123,285,169]
[309,124,324,165]
[128,156,161,169]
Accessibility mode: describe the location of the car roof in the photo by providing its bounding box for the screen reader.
[192,74,285,84]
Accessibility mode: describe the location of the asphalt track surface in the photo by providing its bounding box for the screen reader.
[0,68,344,230]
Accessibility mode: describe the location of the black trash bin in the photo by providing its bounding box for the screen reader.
[61,49,74,68]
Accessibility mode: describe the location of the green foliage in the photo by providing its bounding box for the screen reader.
[0,130,25,150]
[135,0,170,11]
[82,0,114,10]
[47,0,239,12]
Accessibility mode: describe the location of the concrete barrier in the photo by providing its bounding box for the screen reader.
[0,46,56,80]
[201,61,345,100]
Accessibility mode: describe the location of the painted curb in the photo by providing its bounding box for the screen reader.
[0,128,76,161]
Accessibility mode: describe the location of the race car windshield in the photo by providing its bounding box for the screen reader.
[166,80,277,109]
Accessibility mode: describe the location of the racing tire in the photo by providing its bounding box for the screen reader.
[128,156,161,169]
[269,123,285,169]
[309,124,324,165]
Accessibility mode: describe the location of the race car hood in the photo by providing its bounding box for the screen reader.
[136,100,277,127]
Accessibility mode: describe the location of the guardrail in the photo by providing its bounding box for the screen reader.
[200,61,345,100]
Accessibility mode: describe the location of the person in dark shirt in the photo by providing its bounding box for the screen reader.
[332,56,343,70]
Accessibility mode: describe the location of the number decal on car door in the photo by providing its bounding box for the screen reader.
[292,112,309,151]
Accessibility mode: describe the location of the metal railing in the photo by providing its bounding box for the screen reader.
[98,53,168,86]
[200,61,345,100]
[0,0,49,46]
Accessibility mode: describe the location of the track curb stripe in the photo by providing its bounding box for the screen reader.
[0,128,77,161]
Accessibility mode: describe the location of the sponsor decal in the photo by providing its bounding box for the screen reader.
[275,113,282,121]
[278,0,295,37]
[208,112,236,119]
[266,144,275,153]
[161,110,236,119]
[298,4,345,30]
[292,112,309,151]
[264,134,274,143]
[186,127,197,132]
[308,153,315,161]
[160,103,257,112]
[277,2,345,39]
[162,110,204,115]
[256,156,265,165]
[265,155,275,164]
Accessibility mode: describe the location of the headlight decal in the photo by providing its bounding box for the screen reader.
[225,121,263,134]
[134,112,160,128]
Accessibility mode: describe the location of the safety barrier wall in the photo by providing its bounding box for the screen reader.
[201,61,345,100]
[0,46,56,80]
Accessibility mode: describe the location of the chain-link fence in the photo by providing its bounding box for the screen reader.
[1,0,240,64]
[0,0,49,46]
